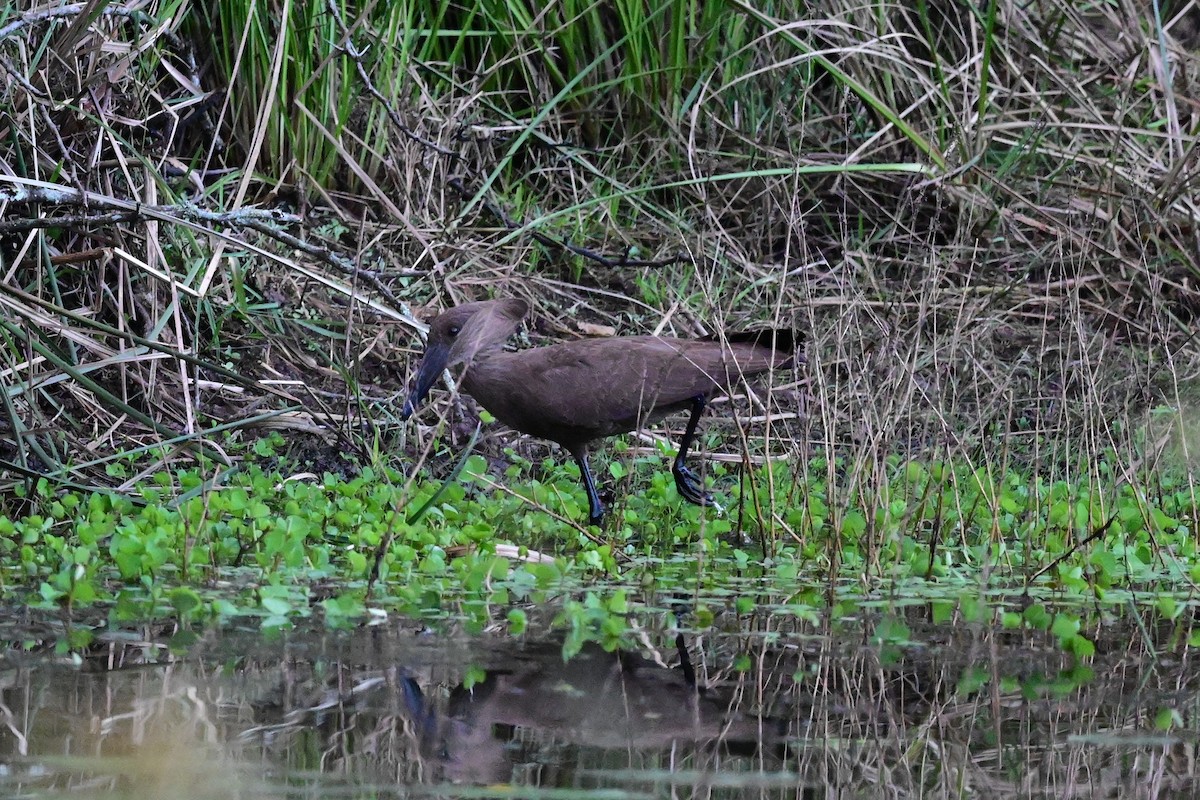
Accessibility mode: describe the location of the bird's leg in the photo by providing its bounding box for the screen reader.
[673,396,715,507]
[570,445,605,526]
[672,602,698,690]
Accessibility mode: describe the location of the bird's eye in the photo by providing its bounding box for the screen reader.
[447,325,461,337]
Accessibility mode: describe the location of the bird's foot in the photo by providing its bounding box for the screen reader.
[585,493,610,528]
[673,463,715,507]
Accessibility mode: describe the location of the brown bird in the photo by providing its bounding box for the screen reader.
[401,298,796,526]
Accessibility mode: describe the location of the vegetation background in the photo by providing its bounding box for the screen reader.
[6,8,1200,796]
[0,0,1199,617]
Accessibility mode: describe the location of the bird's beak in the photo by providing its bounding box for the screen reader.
[401,341,451,420]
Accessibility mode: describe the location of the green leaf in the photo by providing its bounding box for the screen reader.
[931,600,954,625]
[1050,614,1080,643]
[873,615,911,646]
[261,596,292,616]
[1154,708,1179,731]
[169,587,202,616]
[1024,604,1051,630]
[841,511,866,538]
[1070,635,1095,658]
[463,665,488,690]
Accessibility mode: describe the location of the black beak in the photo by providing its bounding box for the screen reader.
[401,341,451,420]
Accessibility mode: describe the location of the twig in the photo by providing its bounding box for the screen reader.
[324,0,456,158]
[0,3,149,41]
[1028,511,1120,584]
[0,180,423,309]
[0,210,137,233]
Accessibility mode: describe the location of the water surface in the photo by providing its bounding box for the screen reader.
[0,606,1194,799]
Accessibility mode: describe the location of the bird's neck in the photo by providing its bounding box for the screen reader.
[460,345,511,393]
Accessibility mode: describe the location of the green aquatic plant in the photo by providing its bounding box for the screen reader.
[0,447,1196,662]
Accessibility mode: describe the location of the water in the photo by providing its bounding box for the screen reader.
[0,608,1195,799]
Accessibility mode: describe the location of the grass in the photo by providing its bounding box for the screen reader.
[0,0,1198,654]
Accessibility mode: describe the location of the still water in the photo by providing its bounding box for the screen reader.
[0,607,1195,799]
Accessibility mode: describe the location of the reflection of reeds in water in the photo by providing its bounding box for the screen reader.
[4,613,1197,798]
[761,608,1199,799]
[4,668,251,799]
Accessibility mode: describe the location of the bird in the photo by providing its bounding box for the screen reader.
[400,298,796,526]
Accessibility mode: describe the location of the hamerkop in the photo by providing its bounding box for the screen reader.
[400,298,795,526]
